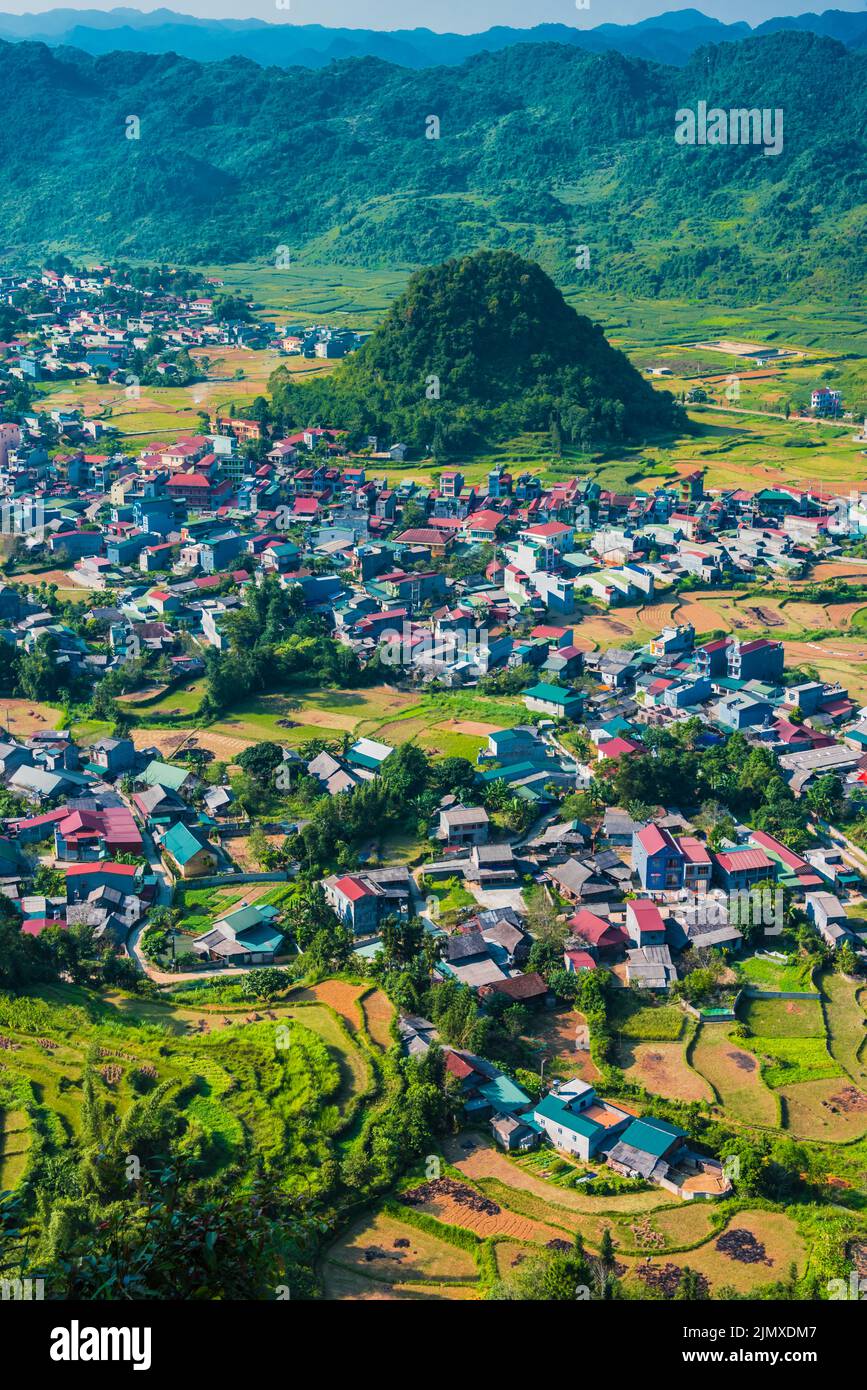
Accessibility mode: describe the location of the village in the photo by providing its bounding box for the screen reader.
[1,258,867,1304]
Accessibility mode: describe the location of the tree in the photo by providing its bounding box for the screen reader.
[243,967,288,1001]
[599,1226,616,1270]
[236,742,285,783]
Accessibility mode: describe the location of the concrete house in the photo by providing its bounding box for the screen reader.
[438,805,489,847]
[533,1079,631,1161]
[805,891,857,948]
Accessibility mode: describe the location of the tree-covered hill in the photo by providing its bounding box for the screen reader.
[0,30,863,300]
[268,250,682,450]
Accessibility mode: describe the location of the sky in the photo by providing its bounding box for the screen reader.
[0,1,865,33]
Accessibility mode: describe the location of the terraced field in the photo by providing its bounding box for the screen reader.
[616,1039,713,1104]
[323,1138,813,1300]
[823,972,867,1084]
[690,1025,779,1126]
[0,981,385,1198]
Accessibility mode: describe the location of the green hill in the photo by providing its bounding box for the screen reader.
[268,250,682,449]
[0,31,864,300]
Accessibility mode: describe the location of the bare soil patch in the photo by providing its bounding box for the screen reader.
[0,699,62,736]
[291,980,365,1033]
[362,989,394,1049]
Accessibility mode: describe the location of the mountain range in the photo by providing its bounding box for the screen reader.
[0,27,863,302]
[0,7,865,68]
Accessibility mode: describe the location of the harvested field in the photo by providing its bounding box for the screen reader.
[829,602,867,629]
[401,1182,567,1244]
[636,1262,709,1297]
[495,1241,533,1277]
[445,720,501,736]
[638,602,678,629]
[522,1008,601,1084]
[361,989,394,1049]
[291,980,367,1034]
[575,612,645,645]
[812,562,867,581]
[376,716,431,745]
[325,1210,478,1285]
[290,708,359,732]
[780,1077,867,1141]
[641,1211,806,1296]
[0,699,63,736]
[444,1136,664,1215]
[617,1041,713,1104]
[691,1025,779,1125]
[676,598,734,633]
[323,1265,480,1299]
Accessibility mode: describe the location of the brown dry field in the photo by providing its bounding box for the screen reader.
[674,598,734,633]
[362,989,395,1049]
[780,1077,867,1142]
[650,1210,807,1296]
[0,699,63,736]
[639,601,678,629]
[812,561,867,581]
[129,727,252,761]
[325,1210,478,1286]
[410,1189,567,1244]
[617,1041,714,1104]
[117,685,170,704]
[827,601,867,628]
[291,979,367,1033]
[322,1266,481,1300]
[295,707,359,732]
[523,1009,601,1084]
[444,1138,664,1215]
[446,719,501,736]
[12,568,84,597]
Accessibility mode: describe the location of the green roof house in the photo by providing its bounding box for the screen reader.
[523,682,584,720]
[160,822,217,880]
[139,760,195,795]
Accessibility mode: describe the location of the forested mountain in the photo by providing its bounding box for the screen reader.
[1,8,866,69]
[268,250,683,450]
[0,29,863,300]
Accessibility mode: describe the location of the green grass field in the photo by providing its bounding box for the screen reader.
[0,982,373,1196]
[739,954,816,994]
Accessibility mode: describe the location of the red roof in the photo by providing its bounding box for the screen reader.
[568,910,627,948]
[714,849,774,873]
[168,473,211,487]
[21,917,67,936]
[395,528,450,546]
[65,862,138,877]
[598,736,642,760]
[524,521,571,538]
[676,836,711,865]
[333,874,374,903]
[637,824,670,856]
[444,1051,475,1079]
[627,899,666,935]
[565,949,596,971]
[466,509,505,531]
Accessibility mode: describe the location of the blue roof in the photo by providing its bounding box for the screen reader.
[478,1076,531,1114]
[533,1094,601,1139]
[618,1116,686,1157]
[524,682,581,706]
